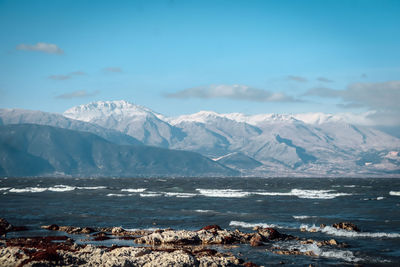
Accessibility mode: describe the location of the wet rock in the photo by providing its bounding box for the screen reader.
[249,233,264,247]
[111,226,125,235]
[41,224,59,231]
[243,261,260,267]
[257,227,281,240]
[1,240,244,267]
[0,218,12,237]
[332,222,360,232]
[200,225,222,231]
[80,227,95,234]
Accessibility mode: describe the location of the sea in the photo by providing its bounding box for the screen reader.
[1,177,400,266]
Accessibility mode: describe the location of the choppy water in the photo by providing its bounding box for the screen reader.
[1,177,400,266]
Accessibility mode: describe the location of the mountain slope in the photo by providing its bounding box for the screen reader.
[0,109,142,146]
[64,100,185,147]
[0,124,238,177]
[62,100,400,176]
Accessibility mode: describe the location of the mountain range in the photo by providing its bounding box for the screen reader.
[1,100,399,177]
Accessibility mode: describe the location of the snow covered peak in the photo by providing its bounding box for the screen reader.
[169,110,226,125]
[64,100,158,122]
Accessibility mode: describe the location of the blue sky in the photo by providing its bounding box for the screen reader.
[1,0,399,124]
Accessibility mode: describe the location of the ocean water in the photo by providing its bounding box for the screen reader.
[1,177,400,266]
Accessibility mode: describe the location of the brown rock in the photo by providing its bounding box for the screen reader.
[0,218,12,236]
[244,262,260,267]
[332,222,360,232]
[200,225,222,231]
[41,224,59,231]
[328,239,338,246]
[258,228,281,240]
[250,233,264,247]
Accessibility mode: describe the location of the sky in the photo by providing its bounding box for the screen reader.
[0,0,399,126]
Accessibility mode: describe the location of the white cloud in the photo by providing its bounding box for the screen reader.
[16,42,63,54]
[104,67,122,73]
[48,75,71,81]
[317,77,333,83]
[165,84,299,102]
[304,80,400,125]
[287,75,308,82]
[55,90,99,99]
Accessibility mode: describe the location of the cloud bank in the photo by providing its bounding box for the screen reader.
[16,42,64,54]
[104,67,122,73]
[305,80,400,125]
[55,90,99,99]
[165,84,299,103]
[48,71,86,81]
[287,75,308,82]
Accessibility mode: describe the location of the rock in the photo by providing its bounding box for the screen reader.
[328,239,338,246]
[244,262,260,267]
[250,233,264,247]
[200,225,222,231]
[320,224,326,228]
[41,224,59,231]
[80,227,95,234]
[257,228,281,240]
[111,226,125,235]
[0,218,12,236]
[1,238,244,267]
[332,222,360,232]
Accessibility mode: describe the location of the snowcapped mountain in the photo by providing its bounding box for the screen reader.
[0,108,141,146]
[64,100,184,147]
[63,100,400,176]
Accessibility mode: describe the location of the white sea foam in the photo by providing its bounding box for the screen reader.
[293,242,363,262]
[300,224,400,238]
[194,209,214,213]
[196,189,250,198]
[77,186,107,190]
[293,215,316,220]
[9,187,47,193]
[257,189,351,199]
[344,185,356,188]
[121,188,147,193]
[377,196,385,200]
[48,185,76,192]
[389,191,400,196]
[163,192,197,198]
[229,221,281,229]
[0,187,10,191]
[140,192,162,197]
[107,193,128,197]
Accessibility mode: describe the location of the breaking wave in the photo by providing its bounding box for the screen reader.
[293,215,317,220]
[196,188,351,199]
[229,221,284,229]
[389,191,400,196]
[121,188,147,193]
[300,224,400,238]
[8,185,107,193]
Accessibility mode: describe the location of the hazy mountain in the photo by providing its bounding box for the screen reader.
[64,100,400,176]
[0,108,142,146]
[0,124,238,177]
[215,152,263,170]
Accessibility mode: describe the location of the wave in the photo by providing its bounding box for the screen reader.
[283,241,363,262]
[194,209,214,213]
[196,188,351,199]
[196,189,250,198]
[257,189,351,199]
[300,224,400,238]
[376,196,385,200]
[9,185,108,193]
[0,187,10,191]
[107,193,130,197]
[139,192,162,197]
[121,188,147,193]
[163,192,197,198]
[293,215,317,220]
[389,191,400,196]
[77,186,107,190]
[229,221,283,229]
[10,187,48,193]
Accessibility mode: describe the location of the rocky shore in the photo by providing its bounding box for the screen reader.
[0,218,361,266]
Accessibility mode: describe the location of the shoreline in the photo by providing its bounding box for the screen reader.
[1,218,361,267]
